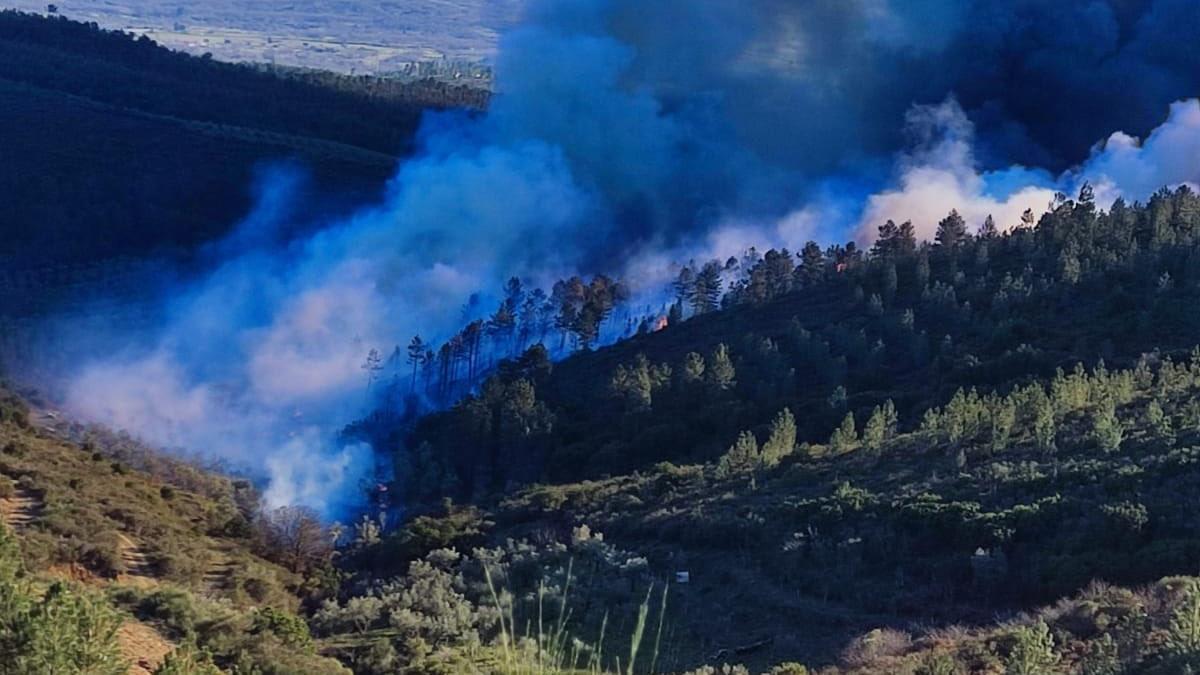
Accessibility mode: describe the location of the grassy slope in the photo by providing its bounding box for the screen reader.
[0,389,292,597]
[0,388,329,671]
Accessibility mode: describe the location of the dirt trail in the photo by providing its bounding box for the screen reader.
[202,540,238,592]
[0,481,44,531]
[29,407,70,440]
[116,621,174,675]
[115,532,156,582]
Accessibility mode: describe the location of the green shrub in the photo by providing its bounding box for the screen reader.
[154,642,221,675]
[81,537,125,578]
[1005,620,1059,675]
[0,528,125,674]
[251,606,313,649]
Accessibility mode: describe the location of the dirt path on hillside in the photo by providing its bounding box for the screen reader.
[115,532,157,584]
[0,481,44,531]
[117,621,174,675]
[202,539,238,593]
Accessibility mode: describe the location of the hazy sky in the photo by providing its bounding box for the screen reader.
[1,0,525,72]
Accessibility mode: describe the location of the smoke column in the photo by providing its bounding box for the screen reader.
[34,0,1200,518]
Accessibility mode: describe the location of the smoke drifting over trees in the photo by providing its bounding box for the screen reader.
[37,0,1200,517]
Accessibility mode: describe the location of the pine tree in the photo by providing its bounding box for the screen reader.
[1032,388,1057,455]
[798,241,825,287]
[1166,580,1200,658]
[1147,397,1174,444]
[1058,248,1081,284]
[872,219,901,258]
[882,262,898,305]
[991,398,1017,454]
[916,249,931,290]
[707,343,736,391]
[716,430,759,478]
[974,239,990,268]
[829,412,857,453]
[362,348,383,390]
[898,221,917,251]
[1091,397,1124,453]
[862,405,888,454]
[609,355,671,414]
[879,399,899,437]
[667,300,684,326]
[673,266,695,306]
[573,304,601,351]
[935,209,969,249]
[760,408,796,468]
[866,293,884,317]
[680,352,706,385]
[979,214,998,238]
[407,335,426,392]
[689,261,724,315]
[1005,621,1059,675]
[502,276,525,313]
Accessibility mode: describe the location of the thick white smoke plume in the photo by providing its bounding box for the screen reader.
[37,1,1200,520]
[853,98,1200,242]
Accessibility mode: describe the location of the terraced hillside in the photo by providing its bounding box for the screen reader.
[0,388,348,673]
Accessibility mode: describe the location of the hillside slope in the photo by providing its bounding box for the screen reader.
[0,388,349,673]
[0,11,485,314]
[305,185,1200,673]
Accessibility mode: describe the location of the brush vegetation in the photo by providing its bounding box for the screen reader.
[9,10,1200,673]
[326,183,1200,672]
[11,171,1200,673]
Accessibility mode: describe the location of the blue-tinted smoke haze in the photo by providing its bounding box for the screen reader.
[43,0,1200,518]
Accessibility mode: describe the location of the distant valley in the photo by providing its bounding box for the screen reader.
[0,0,524,75]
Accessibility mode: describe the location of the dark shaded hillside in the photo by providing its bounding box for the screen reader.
[0,11,482,282]
[391,187,1200,506]
[0,77,395,273]
[310,185,1200,671]
[334,330,1200,672]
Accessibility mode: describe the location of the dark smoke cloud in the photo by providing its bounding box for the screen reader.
[497,0,1200,252]
[32,0,1200,518]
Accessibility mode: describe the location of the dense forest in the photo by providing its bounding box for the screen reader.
[370,185,1200,505]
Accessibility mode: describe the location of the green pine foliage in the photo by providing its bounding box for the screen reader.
[1091,397,1124,453]
[829,413,857,453]
[716,431,760,478]
[760,409,797,468]
[0,527,125,674]
[1004,621,1059,675]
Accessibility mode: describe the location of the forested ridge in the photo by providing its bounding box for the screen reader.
[313,183,1200,672]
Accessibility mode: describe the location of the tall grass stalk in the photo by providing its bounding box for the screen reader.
[487,558,670,675]
[649,583,669,674]
[626,584,653,675]
[483,562,512,668]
